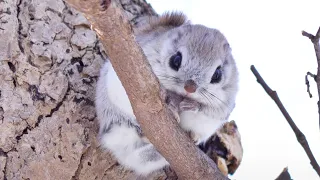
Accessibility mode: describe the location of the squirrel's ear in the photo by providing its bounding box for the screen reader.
[138,12,189,34]
[154,12,188,29]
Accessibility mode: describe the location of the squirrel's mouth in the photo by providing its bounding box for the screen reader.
[167,90,200,104]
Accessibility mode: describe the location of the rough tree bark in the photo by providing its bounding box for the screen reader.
[0,0,165,179]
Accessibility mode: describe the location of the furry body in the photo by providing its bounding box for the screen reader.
[95,12,238,175]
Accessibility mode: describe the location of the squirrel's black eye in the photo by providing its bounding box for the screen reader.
[169,52,182,71]
[210,66,222,83]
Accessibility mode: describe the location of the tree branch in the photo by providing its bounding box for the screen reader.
[63,0,227,179]
[250,65,320,177]
[305,72,316,98]
[302,27,320,129]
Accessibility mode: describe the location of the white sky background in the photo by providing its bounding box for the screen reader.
[147,0,320,179]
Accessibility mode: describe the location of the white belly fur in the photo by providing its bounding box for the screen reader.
[106,63,135,118]
[179,111,224,143]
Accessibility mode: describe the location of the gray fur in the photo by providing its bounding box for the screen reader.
[95,12,238,176]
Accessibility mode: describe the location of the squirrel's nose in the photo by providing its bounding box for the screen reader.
[184,80,197,93]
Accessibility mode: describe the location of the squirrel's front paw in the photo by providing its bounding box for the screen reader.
[179,98,200,113]
[168,105,181,123]
[165,91,183,123]
[189,131,201,145]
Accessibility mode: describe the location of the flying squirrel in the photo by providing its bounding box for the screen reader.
[95,12,239,175]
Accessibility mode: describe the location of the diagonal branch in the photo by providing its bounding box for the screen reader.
[302,27,320,129]
[63,0,227,179]
[250,65,320,177]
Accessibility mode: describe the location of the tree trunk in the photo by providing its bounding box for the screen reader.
[0,0,166,179]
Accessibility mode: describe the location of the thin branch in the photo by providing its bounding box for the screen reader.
[305,72,316,98]
[302,27,320,129]
[64,0,227,179]
[250,65,320,177]
[316,27,320,39]
[302,31,315,41]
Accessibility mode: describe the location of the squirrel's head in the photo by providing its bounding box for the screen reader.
[136,12,238,118]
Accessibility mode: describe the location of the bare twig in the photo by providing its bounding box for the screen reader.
[302,27,320,129]
[305,72,316,98]
[302,31,315,41]
[275,167,292,180]
[250,65,320,177]
[64,0,227,179]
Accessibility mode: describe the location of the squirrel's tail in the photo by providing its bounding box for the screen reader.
[100,124,169,175]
